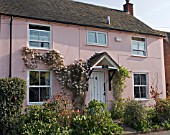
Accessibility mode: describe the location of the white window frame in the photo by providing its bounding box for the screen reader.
[27,70,52,105]
[86,31,108,46]
[131,37,147,57]
[133,73,149,100]
[28,23,51,50]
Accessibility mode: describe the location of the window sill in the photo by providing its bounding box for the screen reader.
[135,98,149,101]
[28,47,51,51]
[27,102,44,106]
[86,43,108,47]
[131,54,147,58]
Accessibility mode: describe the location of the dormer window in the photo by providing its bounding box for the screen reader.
[29,24,51,49]
[87,31,107,46]
[131,37,146,56]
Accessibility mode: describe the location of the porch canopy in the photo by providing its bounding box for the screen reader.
[87,52,120,90]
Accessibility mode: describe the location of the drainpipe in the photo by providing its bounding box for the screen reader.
[9,16,13,78]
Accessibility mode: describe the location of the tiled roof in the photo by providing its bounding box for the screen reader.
[0,0,163,36]
[156,30,170,42]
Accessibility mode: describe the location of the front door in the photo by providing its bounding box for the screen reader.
[90,71,106,103]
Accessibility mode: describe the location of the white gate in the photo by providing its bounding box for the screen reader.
[90,71,106,103]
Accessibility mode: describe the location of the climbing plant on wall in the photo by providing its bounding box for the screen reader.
[61,60,89,108]
[21,47,89,108]
[111,66,130,119]
[112,66,130,101]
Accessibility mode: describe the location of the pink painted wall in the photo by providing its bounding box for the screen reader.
[0,15,166,108]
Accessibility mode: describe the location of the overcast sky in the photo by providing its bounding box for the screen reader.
[74,0,170,32]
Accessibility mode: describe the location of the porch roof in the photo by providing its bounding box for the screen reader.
[87,52,119,69]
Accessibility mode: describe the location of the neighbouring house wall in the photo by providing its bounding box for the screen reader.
[164,40,170,96]
[0,15,166,107]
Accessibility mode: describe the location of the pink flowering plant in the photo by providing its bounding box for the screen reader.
[22,47,89,109]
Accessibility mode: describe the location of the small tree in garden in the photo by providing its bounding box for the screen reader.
[0,78,26,135]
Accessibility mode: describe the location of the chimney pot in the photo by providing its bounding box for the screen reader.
[126,0,130,4]
[123,0,134,16]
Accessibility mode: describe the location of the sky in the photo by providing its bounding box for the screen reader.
[73,0,170,32]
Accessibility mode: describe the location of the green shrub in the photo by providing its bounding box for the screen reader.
[70,100,123,135]
[124,100,149,131]
[17,93,74,134]
[111,99,125,120]
[0,78,26,135]
[156,99,170,123]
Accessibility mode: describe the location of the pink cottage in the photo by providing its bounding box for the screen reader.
[0,0,166,108]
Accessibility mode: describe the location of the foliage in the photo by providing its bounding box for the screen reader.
[111,99,125,120]
[150,86,170,128]
[124,100,149,131]
[22,47,89,109]
[21,47,64,69]
[112,66,130,101]
[111,66,130,120]
[17,98,123,135]
[0,78,26,135]
[70,100,123,135]
[17,93,76,134]
[155,99,170,123]
[57,59,89,109]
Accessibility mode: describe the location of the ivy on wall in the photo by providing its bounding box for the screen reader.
[21,47,89,108]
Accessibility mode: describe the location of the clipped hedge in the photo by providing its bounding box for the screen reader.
[0,78,26,135]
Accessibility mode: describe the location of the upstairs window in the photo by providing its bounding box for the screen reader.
[132,37,146,56]
[134,73,148,99]
[29,24,51,49]
[87,31,107,46]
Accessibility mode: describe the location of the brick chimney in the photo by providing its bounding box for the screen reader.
[123,0,134,16]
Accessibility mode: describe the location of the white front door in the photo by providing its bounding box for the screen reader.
[90,71,106,103]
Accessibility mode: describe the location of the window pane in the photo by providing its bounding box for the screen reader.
[40,87,50,101]
[29,87,39,102]
[30,71,39,85]
[40,42,49,48]
[30,30,39,40]
[140,87,146,98]
[29,41,40,47]
[29,24,50,31]
[138,51,145,56]
[132,50,138,55]
[132,41,139,50]
[40,72,50,85]
[138,42,145,50]
[134,87,140,98]
[132,37,145,42]
[141,74,146,85]
[39,31,50,41]
[134,74,140,85]
[88,32,97,43]
[98,33,106,44]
